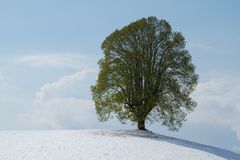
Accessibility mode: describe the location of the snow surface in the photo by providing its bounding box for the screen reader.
[0,130,239,160]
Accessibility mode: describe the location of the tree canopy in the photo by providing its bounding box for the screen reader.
[91,16,198,130]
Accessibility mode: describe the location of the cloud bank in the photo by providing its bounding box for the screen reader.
[27,70,122,130]
[190,73,240,142]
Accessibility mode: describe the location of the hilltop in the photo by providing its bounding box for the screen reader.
[0,130,239,160]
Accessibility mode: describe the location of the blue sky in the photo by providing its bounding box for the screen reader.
[0,0,240,153]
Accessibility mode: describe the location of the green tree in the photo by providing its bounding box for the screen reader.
[91,17,198,130]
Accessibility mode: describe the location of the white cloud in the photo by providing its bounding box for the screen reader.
[29,97,99,129]
[30,70,96,129]
[14,53,99,69]
[189,73,240,142]
[0,67,106,130]
[0,59,121,130]
[35,69,96,101]
[27,70,122,130]
[27,97,123,130]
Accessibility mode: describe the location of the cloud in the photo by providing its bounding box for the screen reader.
[0,57,122,130]
[189,73,240,142]
[35,69,96,101]
[14,53,99,69]
[31,70,96,129]
[0,67,109,130]
[28,97,123,130]
[29,97,100,129]
[27,70,122,130]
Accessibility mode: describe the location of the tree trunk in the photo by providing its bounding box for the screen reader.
[137,120,146,130]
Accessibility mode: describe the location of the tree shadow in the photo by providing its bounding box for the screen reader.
[98,130,240,160]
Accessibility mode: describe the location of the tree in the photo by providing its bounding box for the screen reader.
[91,16,198,130]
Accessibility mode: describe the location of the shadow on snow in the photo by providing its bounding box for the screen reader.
[94,129,240,160]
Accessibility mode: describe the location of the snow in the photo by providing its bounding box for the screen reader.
[0,130,239,160]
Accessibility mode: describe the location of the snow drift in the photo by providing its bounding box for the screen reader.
[0,130,239,160]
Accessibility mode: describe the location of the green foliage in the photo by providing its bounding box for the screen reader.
[91,16,198,130]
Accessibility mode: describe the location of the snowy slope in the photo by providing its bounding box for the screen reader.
[0,130,239,160]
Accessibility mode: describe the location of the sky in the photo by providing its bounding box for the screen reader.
[0,0,240,153]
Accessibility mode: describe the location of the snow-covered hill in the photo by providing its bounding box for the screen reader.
[0,130,239,160]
